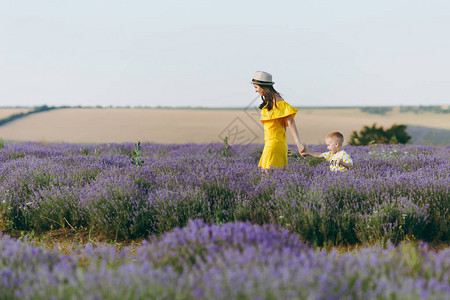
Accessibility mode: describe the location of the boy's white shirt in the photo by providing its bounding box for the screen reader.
[322,150,353,172]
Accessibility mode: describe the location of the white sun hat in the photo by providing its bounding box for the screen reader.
[251,71,275,85]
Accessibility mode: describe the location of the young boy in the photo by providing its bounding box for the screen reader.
[303,132,353,171]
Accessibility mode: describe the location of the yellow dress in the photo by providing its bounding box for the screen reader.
[258,101,298,169]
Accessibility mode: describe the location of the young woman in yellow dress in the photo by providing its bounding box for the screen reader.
[252,71,306,170]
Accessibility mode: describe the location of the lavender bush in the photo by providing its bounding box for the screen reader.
[0,142,448,245]
[0,221,449,299]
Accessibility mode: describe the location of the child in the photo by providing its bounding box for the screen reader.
[303,132,353,171]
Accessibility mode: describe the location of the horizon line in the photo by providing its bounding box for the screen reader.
[1,104,449,110]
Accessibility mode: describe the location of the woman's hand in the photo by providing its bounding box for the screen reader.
[298,144,306,156]
[286,116,306,156]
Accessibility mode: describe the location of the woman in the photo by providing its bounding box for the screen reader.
[252,71,306,170]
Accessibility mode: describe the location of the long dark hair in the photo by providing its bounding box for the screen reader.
[257,85,281,111]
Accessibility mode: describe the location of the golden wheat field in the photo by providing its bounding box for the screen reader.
[0,107,448,145]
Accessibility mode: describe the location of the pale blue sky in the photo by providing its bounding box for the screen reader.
[1,0,449,107]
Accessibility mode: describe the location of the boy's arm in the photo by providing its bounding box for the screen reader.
[336,152,353,169]
[304,152,324,159]
[336,158,352,169]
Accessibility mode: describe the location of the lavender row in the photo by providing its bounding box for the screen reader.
[1,221,449,299]
[0,142,448,245]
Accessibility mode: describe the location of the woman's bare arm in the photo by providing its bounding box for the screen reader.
[286,115,306,154]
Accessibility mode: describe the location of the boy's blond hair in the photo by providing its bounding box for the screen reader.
[326,132,344,145]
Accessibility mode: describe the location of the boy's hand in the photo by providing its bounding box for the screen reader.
[336,157,341,165]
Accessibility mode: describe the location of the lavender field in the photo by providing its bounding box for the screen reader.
[0,142,448,245]
[1,221,449,299]
[0,142,449,299]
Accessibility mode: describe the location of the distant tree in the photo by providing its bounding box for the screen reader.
[32,105,52,113]
[0,105,57,127]
[360,107,393,115]
[385,124,411,144]
[399,105,450,114]
[349,123,411,146]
